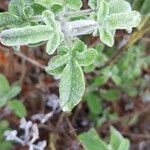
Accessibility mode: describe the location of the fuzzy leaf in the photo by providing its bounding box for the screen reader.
[109,0,131,14]
[77,48,97,66]
[99,27,114,47]
[0,74,10,95]
[8,0,26,19]
[60,60,85,111]
[65,0,82,10]
[88,0,97,9]
[72,39,86,52]
[34,0,64,9]
[8,99,27,118]
[46,32,61,55]
[118,139,130,150]
[0,13,25,30]
[45,54,68,75]
[97,0,109,23]
[105,11,141,30]
[79,128,108,150]
[110,126,124,150]
[0,25,53,46]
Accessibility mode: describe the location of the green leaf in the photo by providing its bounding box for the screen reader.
[45,54,68,75]
[65,0,82,10]
[0,25,53,46]
[105,11,141,30]
[60,60,85,111]
[101,89,121,101]
[0,74,10,95]
[77,48,97,66]
[132,0,145,11]
[72,39,86,52]
[0,13,25,30]
[8,0,26,19]
[109,0,131,14]
[88,0,97,9]
[8,99,27,118]
[86,92,102,115]
[79,128,108,150]
[92,75,108,87]
[46,32,61,55]
[99,27,114,47]
[35,0,64,10]
[110,126,124,150]
[118,139,130,150]
[97,1,109,23]
[140,0,150,15]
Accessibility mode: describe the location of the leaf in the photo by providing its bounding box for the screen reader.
[105,11,141,30]
[0,74,10,95]
[65,0,82,10]
[140,0,150,15]
[0,25,53,46]
[79,128,108,150]
[77,48,97,66]
[101,89,121,101]
[97,0,109,23]
[109,0,131,14]
[99,27,114,47]
[88,0,97,9]
[8,99,27,118]
[8,0,26,19]
[72,39,86,52]
[46,32,61,55]
[35,0,64,9]
[45,54,68,75]
[0,13,25,30]
[110,126,124,150]
[86,92,102,115]
[132,0,145,11]
[118,139,130,150]
[92,75,108,87]
[60,60,85,111]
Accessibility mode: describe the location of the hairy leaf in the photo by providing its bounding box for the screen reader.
[97,0,109,23]
[109,0,131,14]
[60,60,85,111]
[45,54,68,75]
[0,25,53,46]
[8,99,27,118]
[105,11,141,30]
[77,48,97,66]
[72,39,86,52]
[0,13,25,30]
[46,32,61,55]
[99,27,114,47]
[65,0,82,10]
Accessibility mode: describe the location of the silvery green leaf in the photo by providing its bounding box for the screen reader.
[109,0,131,14]
[0,25,53,46]
[24,0,34,5]
[28,41,46,47]
[42,10,56,28]
[0,13,25,30]
[110,126,124,150]
[34,0,64,9]
[57,46,69,55]
[24,6,34,18]
[72,39,86,52]
[77,48,98,66]
[79,128,108,150]
[45,54,68,75]
[99,27,114,47]
[105,11,141,30]
[118,139,130,150]
[8,0,26,19]
[88,0,97,9]
[46,32,61,55]
[97,0,109,23]
[65,0,82,10]
[8,99,27,118]
[0,74,10,95]
[60,60,85,111]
